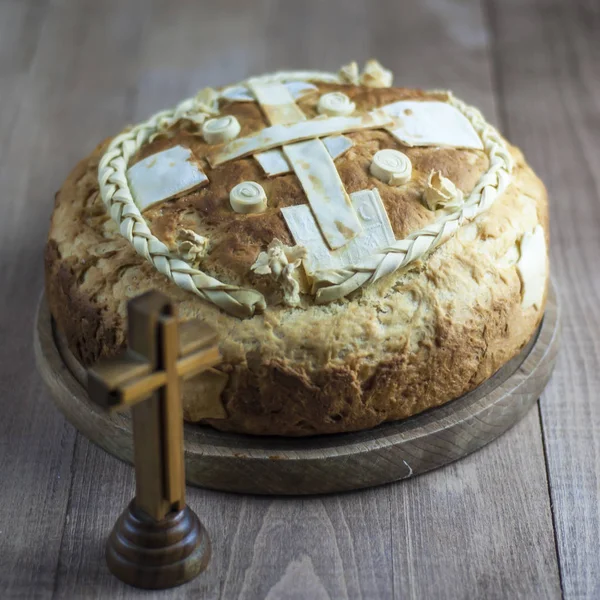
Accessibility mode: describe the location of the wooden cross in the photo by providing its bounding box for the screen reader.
[87,291,220,588]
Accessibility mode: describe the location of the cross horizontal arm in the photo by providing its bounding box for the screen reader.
[88,351,151,409]
[88,316,220,411]
[110,345,221,409]
[207,110,393,166]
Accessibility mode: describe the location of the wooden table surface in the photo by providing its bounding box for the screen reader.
[0,0,598,598]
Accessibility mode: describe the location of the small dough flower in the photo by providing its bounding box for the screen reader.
[423,170,464,211]
[176,229,209,266]
[194,87,220,115]
[360,60,393,88]
[251,239,307,307]
[338,61,360,85]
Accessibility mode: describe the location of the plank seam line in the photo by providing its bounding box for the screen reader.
[50,431,80,600]
[537,401,566,599]
[0,0,52,173]
[482,0,565,593]
[481,0,509,135]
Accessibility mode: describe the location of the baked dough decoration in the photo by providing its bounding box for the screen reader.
[423,170,464,210]
[283,139,363,249]
[317,92,356,116]
[516,225,548,309]
[251,239,307,307]
[206,109,393,166]
[382,100,483,149]
[176,229,209,266]
[255,135,353,177]
[126,145,208,211]
[229,181,268,214]
[202,115,241,144]
[338,61,360,85]
[249,80,307,125]
[360,59,393,88]
[322,135,353,160]
[338,60,393,88]
[281,188,395,276]
[98,63,513,317]
[370,149,412,186]
[221,76,332,103]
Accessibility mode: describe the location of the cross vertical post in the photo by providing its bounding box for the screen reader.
[128,293,174,521]
[87,290,220,589]
[160,311,186,511]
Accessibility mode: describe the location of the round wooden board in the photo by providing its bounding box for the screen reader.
[34,285,560,495]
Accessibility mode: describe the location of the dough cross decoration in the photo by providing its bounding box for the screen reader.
[88,291,220,521]
[208,83,393,252]
[207,82,485,265]
[99,68,510,317]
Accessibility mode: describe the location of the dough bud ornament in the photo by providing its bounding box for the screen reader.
[360,59,393,87]
[338,61,360,85]
[317,92,356,116]
[202,115,241,144]
[370,149,412,185]
[148,89,219,142]
[229,181,268,214]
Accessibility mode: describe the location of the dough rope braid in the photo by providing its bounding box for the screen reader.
[98,71,512,316]
[312,94,514,303]
[98,96,266,319]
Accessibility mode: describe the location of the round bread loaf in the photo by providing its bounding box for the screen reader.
[45,61,549,436]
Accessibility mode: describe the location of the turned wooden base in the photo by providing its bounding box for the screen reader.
[106,501,211,589]
[34,283,560,495]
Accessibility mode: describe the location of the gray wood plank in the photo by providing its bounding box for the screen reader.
[0,0,50,204]
[0,0,147,597]
[52,434,397,600]
[377,1,560,596]
[45,1,561,599]
[0,2,76,598]
[487,0,600,597]
[392,411,561,599]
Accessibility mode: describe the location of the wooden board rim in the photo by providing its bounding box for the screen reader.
[34,284,560,495]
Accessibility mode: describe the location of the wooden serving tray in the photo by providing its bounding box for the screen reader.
[34,285,560,495]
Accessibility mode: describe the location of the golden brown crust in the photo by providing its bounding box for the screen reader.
[45,82,548,436]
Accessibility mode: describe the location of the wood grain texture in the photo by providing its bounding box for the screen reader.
[487,0,600,596]
[0,1,149,597]
[48,0,562,594]
[2,0,594,597]
[35,288,560,495]
[0,1,80,598]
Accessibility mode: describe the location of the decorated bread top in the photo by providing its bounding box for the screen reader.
[98,60,526,319]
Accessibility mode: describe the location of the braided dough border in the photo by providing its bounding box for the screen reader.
[312,95,514,303]
[98,71,512,317]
